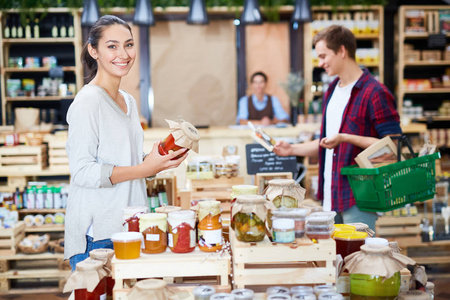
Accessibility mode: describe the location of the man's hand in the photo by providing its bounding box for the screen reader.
[319,134,346,149]
[273,140,293,156]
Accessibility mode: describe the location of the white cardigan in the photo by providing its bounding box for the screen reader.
[64,85,147,260]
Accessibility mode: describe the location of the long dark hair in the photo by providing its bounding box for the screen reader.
[81,15,133,82]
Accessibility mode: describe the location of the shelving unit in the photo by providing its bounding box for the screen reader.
[303,5,384,114]
[0,8,83,125]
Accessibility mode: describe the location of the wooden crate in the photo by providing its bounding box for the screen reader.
[422,50,441,61]
[0,145,47,172]
[111,248,231,300]
[0,222,25,256]
[146,172,177,205]
[375,216,422,248]
[255,172,293,194]
[48,140,68,169]
[230,230,336,292]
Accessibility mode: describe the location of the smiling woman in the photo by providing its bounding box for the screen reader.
[64,15,188,273]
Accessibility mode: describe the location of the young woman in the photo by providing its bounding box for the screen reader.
[64,15,187,270]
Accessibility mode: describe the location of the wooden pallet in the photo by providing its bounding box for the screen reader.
[0,145,47,172]
[375,216,422,248]
[0,252,67,273]
[111,248,231,300]
[0,222,25,256]
[48,139,68,170]
[230,230,336,292]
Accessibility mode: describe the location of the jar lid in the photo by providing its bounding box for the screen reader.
[267,295,291,300]
[123,206,148,216]
[193,285,216,296]
[334,224,356,232]
[318,293,343,300]
[231,288,255,298]
[272,207,311,218]
[168,210,195,221]
[266,286,290,295]
[199,200,221,209]
[236,195,266,204]
[365,237,389,246]
[273,218,295,230]
[292,293,317,300]
[133,278,167,290]
[313,285,335,294]
[333,231,368,241]
[231,185,258,194]
[111,232,143,242]
[210,293,235,300]
[290,286,314,294]
[360,244,391,255]
[89,248,115,260]
[75,259,103,272]
[268,179,296,186]
[346,222,369,231]
[139,213,167,222]
[397,290,431,300]
[155,206,182,214]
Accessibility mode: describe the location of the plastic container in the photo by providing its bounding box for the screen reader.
[167,210,196,253]
[231,288,254,299]
[272,219,295,243]
[314,285,336,296]
[332,224,356,237]
[365,237,389,246]
[318,293,343,300]
[306,226,334,240]
[140,213,168,254]
[266,286,290,295]
[306,212,336,226]
[193,285,216,300]
[198,200,223,252]
[111,232,142,259]
[210,293,235,300]
[290,286,314,295]
[271,208,310,238]
[306,224,335,232]
[292,294,316,300]
[334,231,368,260]
[267,295,291,299]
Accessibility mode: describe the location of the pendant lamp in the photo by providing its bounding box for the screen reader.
[81,0,101,27]
[241,0,263,25]
[187,0,209,25]
[291,0,312,23]
[134,0,155,26]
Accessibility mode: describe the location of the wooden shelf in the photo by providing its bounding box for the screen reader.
[0,252,64,261]
[19,209,65,214]
[403,88,450,94]
[404,32,450,39]
[24,224,64,233]
[416,116,450,122]
[354,34,381,40]
[0,167,69,177]
[2,66,77,73]
[2,37,75,44]
[404,61,450,66]
[0,268,70,279]
[5,96,74,101]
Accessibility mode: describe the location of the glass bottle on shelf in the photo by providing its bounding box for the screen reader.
[10,16,17,38]
[158,180,169,206]
[68,17,75,37]
[25,18,31,39]
[60,16,67,38]
[4,17,10,38]
[17,17,23,38]
[33,18,39,38]
[149,183,159,212]
[51,17,58,38]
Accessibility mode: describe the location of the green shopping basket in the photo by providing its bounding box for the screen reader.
[340,152,440,212]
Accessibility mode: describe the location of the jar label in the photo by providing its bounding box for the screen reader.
[100,294,106,300]
[146,234,160,241]
[198,229,222,246]
[168,233,173,247]
[190,229,196,248]
[273,230,295,243]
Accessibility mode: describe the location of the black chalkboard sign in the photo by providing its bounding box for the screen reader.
[246,144,298,175]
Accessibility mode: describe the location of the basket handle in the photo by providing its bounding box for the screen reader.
[391,135,416,162]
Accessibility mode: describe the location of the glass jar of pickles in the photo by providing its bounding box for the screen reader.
[168,210,196,253]
[230,185,258,229]
[158,119,200,159]
[232,195,275,242]
[140,213,168,254]
[198,200,223,252]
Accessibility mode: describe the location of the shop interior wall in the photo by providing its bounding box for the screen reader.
[246,23,290,115]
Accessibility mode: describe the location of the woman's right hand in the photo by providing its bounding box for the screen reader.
[139,142,187,178]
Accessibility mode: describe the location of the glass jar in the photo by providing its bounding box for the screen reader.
[230,185,258,229]
[314,285,335,297]
[168,210,196,253]
[111,232,142,259]
[123,206,148,232]
[346,222,375,237]
[127,278,168,300]
[334,231,368,260]
[73,260,107,300]
[198,200,223,252]
[231,288,254,300]
[158,119,200,159]
[272,219,295,243]
[232,195,274,242]
[266,286,290,295]
[318,293,343,300]
[193,285,216,300]
[350,272,401,299]
[332,224,356,237]
[271,208,310,237]
[267,295,291,300]
[210,293,235,300]
[155,205,182,215]
[290,286,314,295]
[292,293,316,300]
[140,213,168,254]
[89,249,115,299]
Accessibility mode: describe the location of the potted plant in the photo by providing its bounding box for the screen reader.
[280,71,304,125]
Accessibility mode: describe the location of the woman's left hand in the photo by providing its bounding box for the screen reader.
[319,134,346,149]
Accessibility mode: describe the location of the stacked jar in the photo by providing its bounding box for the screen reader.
[140,213,168,254]
[167,210,196,253]
[198,200,223,252]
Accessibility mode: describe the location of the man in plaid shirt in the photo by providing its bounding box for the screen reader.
[274,25,401,231]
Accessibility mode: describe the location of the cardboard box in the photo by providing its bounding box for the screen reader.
[422,50,441,61]
[355,136,403,168]
[405,50,421,61]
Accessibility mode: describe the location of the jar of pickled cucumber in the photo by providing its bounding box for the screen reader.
[230,185,258,229]
[232,195,275,242]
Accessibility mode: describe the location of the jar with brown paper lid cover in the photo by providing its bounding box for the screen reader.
[63,259,107,300]
[127,279,168,300]
[198,200,222,252]
[158,119,200,159]
[89,248,115,299]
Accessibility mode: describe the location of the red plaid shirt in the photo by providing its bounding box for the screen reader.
[317,69,402,212]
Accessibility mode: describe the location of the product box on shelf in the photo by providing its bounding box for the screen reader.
[404,50,421,62]
[422,50,441,61]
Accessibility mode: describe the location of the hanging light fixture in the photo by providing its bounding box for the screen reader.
[133,0,155,26]
[241,0,262,25]
[187,0,209,25]
[291,0,312,23]
[81,0,101,27]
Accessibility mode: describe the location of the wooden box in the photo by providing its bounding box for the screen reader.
[404,50,421,62]
[255,172,293,195]
[0,145,47,172]
[147,172,177,206]
[230,230,335,292]
[0,222,25,256]
[375,216,422,249]
[48,140,68,170]
[111,248,231,300]
[444,51,450,61]
[422,50,441,61]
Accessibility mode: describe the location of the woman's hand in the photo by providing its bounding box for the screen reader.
[139,142,188,178]
[273,140,292,157]
[319,134,346,149]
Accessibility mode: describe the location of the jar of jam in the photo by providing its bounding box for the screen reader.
[230,185,258,229]
[64,259,107,300]
[89,249,115,299]
[334,231,368,260]
[168,210,196,253]
[232,195,275,242]
[140,213,168,254]
[123,206,148,232]
[127,278,168,300]
[158,119,200,159]
[198,200,223,252]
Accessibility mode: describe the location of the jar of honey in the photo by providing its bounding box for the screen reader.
[158,119,200,159]
[123,206,148,232]
[140,213,168,254]
[89,249,115,299]
[70,259,107,300]
[168,210,196,253]
[198,200,223,252]
[230,185,258,229]
[334,231,368,260]
[111,232,142,259]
